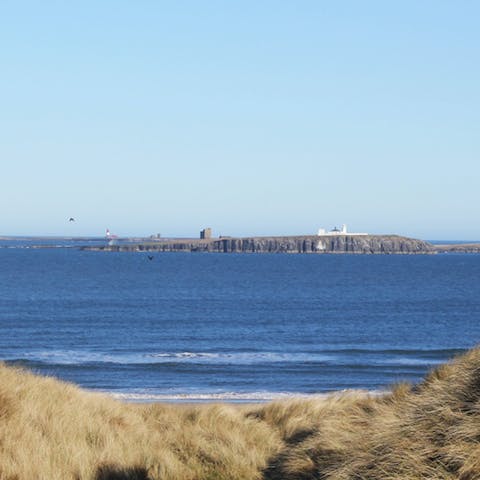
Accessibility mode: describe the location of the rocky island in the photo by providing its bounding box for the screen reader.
[81,234,435,254]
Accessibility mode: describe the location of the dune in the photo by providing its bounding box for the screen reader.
[2,348,480,479]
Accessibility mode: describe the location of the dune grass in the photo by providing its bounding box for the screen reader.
[2,348,480,479]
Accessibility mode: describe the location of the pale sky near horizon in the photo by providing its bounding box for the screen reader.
[1,1,478,239]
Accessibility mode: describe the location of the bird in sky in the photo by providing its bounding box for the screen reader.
[68,217,75,222]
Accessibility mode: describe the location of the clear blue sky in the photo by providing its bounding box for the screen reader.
[1,1,478,239]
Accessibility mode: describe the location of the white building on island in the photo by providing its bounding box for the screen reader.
[317,224,368,236]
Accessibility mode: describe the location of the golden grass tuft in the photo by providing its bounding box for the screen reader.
[0,363,280,480]
[3,348,480,479]
[262,347,480,479]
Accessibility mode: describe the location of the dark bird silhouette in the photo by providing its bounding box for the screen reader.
[147,255,154,261]
[68,217,75,222]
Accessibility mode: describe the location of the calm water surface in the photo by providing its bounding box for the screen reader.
[1,244,479,401]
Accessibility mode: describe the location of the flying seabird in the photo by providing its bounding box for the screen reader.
[148,255,154,261]
[69,217,75,222]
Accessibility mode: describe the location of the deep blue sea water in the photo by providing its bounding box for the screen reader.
[1,242,480,402]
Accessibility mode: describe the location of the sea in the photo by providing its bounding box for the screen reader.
[1,237,480,403]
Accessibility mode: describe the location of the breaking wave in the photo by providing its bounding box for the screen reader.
[2,348,457,367]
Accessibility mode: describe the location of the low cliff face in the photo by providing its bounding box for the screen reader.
[184,235,433,254]
[84,235,435,254]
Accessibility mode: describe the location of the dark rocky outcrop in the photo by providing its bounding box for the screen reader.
[82,235,435,254]
[433,243,480,253]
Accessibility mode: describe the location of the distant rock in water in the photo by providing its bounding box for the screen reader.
[82,235,435,254]
[433,243,480,253]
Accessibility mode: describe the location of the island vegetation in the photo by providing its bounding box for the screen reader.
[2,347,480,479]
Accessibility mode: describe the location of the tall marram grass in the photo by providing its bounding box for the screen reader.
[3,348,480,479]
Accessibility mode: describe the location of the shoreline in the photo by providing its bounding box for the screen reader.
[104,388,386,404]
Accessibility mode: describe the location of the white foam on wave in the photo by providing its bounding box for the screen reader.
[390,357,445,366]
[107,389,382,403]
[152,352,219,360]
[147,351,333,364]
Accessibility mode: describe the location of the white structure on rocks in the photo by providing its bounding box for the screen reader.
[317,224,368,236]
